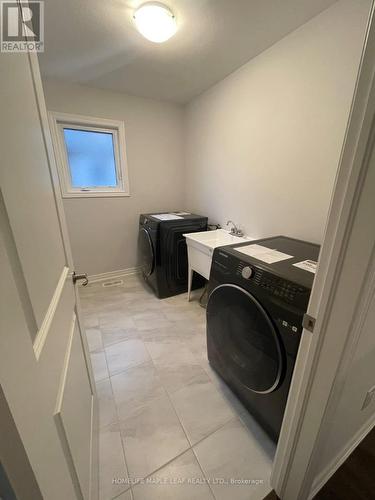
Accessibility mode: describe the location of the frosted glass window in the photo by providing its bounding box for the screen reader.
[63,128,117,188]
[50,112,129,197]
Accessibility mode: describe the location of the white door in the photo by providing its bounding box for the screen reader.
[0,43,98,500]
[271,4,375,498]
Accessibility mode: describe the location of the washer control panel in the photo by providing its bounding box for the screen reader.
[235,260,307,305]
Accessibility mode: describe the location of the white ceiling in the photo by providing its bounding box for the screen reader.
[39,0,338,104]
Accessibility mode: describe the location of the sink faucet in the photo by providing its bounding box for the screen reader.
[226,220,244,237]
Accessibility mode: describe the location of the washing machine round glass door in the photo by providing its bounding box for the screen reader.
[207,284,284,394]
[138,227,154,277]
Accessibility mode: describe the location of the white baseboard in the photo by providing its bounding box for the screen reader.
[309,413,375,499]
[87,267,141,284]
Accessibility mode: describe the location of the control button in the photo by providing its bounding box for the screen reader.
[241,266,253,279]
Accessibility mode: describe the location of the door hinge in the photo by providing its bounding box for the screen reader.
[302,313,316,333]
[72,272,89,286]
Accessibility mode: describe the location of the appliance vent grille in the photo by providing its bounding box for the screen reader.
[102,279,124,288]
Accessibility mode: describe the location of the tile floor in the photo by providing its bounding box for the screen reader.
[80,274,276,500]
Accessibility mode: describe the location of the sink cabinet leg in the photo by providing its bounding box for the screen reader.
[187,267,193,301]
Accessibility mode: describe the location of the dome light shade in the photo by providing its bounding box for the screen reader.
[133,2,177,43]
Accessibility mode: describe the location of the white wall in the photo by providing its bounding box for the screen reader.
[184,0,370,243]
[43,0,370,276]
[43,80,185,276]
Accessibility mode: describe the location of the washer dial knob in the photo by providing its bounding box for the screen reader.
[241,266,253,279]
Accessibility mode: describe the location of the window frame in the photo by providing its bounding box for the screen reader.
[49,112,130,198]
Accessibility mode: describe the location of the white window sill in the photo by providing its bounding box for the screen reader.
[62,191,131,199]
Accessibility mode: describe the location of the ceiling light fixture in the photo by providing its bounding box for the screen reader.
[133,2,177,43]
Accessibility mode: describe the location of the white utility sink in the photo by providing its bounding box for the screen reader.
[184,229,252,300]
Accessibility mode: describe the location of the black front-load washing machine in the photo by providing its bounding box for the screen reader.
[207,236,320,441]
[138,212,208,298]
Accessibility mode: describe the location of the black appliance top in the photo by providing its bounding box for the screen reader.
[140,212,207,225]
[219,236,320,290]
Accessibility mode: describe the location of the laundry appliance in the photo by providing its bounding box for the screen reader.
[138,212,208,298]
[206,236,319,441]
